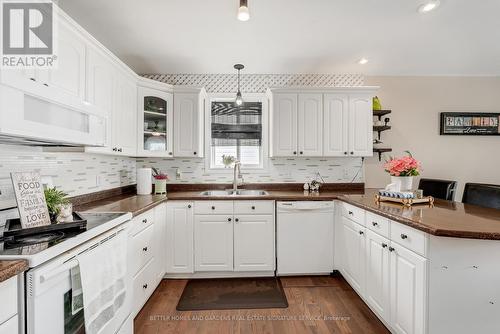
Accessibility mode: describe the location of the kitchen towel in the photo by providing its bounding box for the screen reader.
[75,230,128,334]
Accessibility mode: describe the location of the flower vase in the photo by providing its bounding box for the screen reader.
[154,179,167,195]
[390,176,414,192]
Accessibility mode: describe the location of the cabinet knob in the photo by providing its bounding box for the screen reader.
[299,151,303,155]
[188,204,192,208]
[389,247,395,252]
[372,222,378,227]
[359,230,364,235]
[211,206,215,210]
[169,152,173,155]
[143,247,148,252]
[118,148,122,152]
[293,151,297,155]
[143,284,148,289]
[348,211,353,216]
[193,152,197,155]
[350,152,354,155]
[251,206,256,210]
[112,147,117,151]
[228,218,232,222]
[381,243,388,248]
[400,234,408,240]
[235,218,239,222]
[142,219,147,223]
[344,152,347,155]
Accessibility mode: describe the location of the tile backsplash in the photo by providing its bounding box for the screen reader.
[137,157,364,184]
[0,145,136,209]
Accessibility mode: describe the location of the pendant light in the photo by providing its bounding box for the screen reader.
[234,64,244,106]
[238,0,250,21]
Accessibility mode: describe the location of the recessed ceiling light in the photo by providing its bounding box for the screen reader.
[358,58,369,65]
[418,0,440,13]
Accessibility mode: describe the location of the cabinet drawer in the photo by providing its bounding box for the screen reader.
[130,210,154,236]
[131,224,155,275]
[341,202,365,226]
[132,258,156,316]
[0,277,17,324]
[234,201,274,215]
[366,212,390,238]
[390,221,428,257]
[0,315,18,334]
[195,201,233,215]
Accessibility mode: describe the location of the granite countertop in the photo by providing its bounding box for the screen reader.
[75,193,167,217]
[0,260,28,283]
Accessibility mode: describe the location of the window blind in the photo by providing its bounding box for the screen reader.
[211,101,262,146]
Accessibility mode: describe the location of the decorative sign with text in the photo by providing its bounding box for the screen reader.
[11,172,51,228]
[440,112,500,135]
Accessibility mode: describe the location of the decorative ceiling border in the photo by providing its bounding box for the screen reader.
[142,73,364,93]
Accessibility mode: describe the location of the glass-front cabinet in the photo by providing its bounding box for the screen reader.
[137,86,173,156]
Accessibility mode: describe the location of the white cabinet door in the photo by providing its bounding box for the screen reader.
[341,216,366,294]
[348,94,373,157]
[173,92,203,157]
[166,202,194,273]
[234,215,275,272]
[86,48,114,115]
[324,94,348,156]
[194,215,233,271]
[112,73,137,155]
[365,230,391,323]
[390,244,427,334]
[154,203,167,283]
[272,93,297,157]
[298,93,323,156]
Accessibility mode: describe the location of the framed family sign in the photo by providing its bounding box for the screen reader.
[11,172,51,228]
[440,112,500,136]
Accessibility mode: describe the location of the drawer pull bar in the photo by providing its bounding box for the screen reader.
[372,222,378,227]
[400,234,408,240]
[381,243,388,248]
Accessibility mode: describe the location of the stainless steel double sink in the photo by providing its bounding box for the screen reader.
[199,189,269,197]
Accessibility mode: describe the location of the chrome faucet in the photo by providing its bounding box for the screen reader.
[233,161,243,191]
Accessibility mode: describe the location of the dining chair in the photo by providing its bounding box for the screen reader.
[418,178,457,201]
[462,183,500,210]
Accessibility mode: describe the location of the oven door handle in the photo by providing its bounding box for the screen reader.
[40,259,79,283]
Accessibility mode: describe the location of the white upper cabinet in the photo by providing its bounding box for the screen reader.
[137,81,174,157]
[86,47,114,115]
[298,94,323,156]
[173,87,206,157]
[349,94,373,156]
[324,94,349,156]
[269,88,377,158]
[112,72,137,155]
[271,93,298,156]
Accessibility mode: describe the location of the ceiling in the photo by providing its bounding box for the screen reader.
[59,0,500,76]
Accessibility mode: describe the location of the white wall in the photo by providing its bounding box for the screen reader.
[364,76,500,200]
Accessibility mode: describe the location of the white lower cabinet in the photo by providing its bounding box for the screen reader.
[365,230,391,324]
[340,216,366,294]
[234,215,275,271]
[154,203,167,283]
[194,215,234,271]
[389,242,427,334]
[166,202,194,273]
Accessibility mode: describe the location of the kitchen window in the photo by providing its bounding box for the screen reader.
[207,95,267,170]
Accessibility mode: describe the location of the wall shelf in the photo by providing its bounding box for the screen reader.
[373,125,391,140]
[373,148,392,161]
[373,109,392,120]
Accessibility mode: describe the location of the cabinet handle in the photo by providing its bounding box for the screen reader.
[211,206,215,210]
[372,222,378,227]
[188,204,192,208]
[344,152,347,155]
[142,219,147,223]
[143,284,148,289]
[400,234,408,240]
[293,151,297,155]
[348,211,353,216]
[299,151,303,155]
[143,247,148,252]
[193,152,197,155]
[112,147,117,151]
[118,148,122,152]
[169,152,173,155]
[350,151,354,155]
[43,83,49,87]
[251,206,256,210]
[30,77,36,81]
[359,230,364,235]
[228,218,232,222]
[381,243,388,248]
[389,247,395,252]
[235,218,239,223]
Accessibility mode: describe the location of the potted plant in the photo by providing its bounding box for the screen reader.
[383,151,421,191]
[153,172,169,195]
[222,155,236,168]
[44,187,71,223]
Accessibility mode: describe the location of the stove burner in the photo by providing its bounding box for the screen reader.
[6,231,66,247]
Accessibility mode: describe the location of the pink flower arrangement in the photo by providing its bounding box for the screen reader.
[384,151,421,177]
[153,173,169,180]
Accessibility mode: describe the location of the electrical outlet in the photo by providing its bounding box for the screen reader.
[343,168,349,179]
[96,175,102,187]
[176,168,182,180]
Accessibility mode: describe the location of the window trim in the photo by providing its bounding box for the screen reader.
[204,93,269,173]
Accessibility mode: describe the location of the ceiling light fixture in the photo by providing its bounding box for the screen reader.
[358,58,369,65]
[238,0,250,21]
[234,64,244,106]
[418,0,440,13]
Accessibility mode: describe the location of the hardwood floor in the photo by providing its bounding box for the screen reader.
[134,275,390,334]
